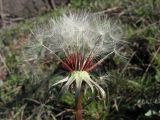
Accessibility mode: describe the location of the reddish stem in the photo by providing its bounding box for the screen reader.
[75,90,83,120]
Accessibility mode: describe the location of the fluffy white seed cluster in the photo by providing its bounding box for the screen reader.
[24,12,123,100]
[24,12,122,61]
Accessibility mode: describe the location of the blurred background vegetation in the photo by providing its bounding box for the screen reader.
[0,0,160,119]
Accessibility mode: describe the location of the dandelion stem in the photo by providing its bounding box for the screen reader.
[75,89,83,120]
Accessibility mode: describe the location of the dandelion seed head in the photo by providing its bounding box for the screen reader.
[24,11,123,99]
[24,12,122,62]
